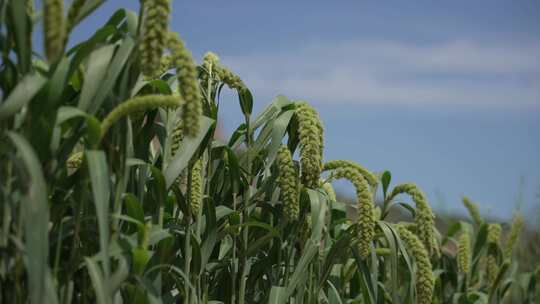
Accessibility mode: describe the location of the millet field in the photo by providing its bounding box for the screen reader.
[0,0,539,303]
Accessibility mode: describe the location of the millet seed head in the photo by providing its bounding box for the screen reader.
[295,101,324,189]
[44,0,65,62]
[323,160,378,188]
[397,225,434,304]
[486,254,499,289]
[330,167,374,259]
[487,223,502,245]
[462,196,483,226]
[457,232,471,275]
[139,0,171,77]
[276,145,299,222]
[504,213,524,258]
[321,181,337,202]
[100,95,183,141]
[190,159,203,216]
[167,32,202,138]
[389,183,438,257]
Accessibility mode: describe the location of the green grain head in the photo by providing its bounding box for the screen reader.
[170,118,183,157]
[276,145,299,222]
[458,232,471,275]
[389,183,438,257]
[167,32,202,137]
[323,160,378,188]
[330,167,374,259]
[44,0,65,62]
[200,51,220,86]
[462,196,483,226]
[487,223,502,245]
[190,159,203,216]
[139,0,171,77]
[295,101,324,188]
[504,213,524,258]
[66,151,84,175]
[216,65,246,90]
[486,223,502,287]
[100,95,183,141]
[397,225,434,304]
[203,51,220,68]
[321,181,337,202]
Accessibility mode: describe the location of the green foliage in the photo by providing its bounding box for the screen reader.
[0,1,538,303]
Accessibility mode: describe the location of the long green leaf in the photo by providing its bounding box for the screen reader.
[85,257,111,304]
[7,132,50,304]
[86,150,111,278]
[164,115,214,188]
[0,73,46,120]
[78,45,116,113]
[90,36,135,114]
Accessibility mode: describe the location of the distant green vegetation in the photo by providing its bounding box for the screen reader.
[0,1,538,303]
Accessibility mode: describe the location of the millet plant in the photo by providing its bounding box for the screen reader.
[0,1,538,303]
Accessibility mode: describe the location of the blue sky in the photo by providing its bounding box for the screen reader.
[40,1,540,222]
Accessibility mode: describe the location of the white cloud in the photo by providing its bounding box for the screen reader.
[222,40,540,108]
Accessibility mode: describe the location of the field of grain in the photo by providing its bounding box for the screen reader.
[0,1,538,303]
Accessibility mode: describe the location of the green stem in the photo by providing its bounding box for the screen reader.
[238,113,253,304]
[184,168,193,303]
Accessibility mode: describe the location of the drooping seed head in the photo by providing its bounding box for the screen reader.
[388,183,438,257]
[486,254,499,288]
[215,65,246,90]
[66,151,84,173]
[276,145,299,222]
[330,167,374,259]
[170,118,183,157]
[189,159,203,216]
[487,223,502,245]
[100,95,183,141]
[458,232,471,274]
[202,51,220,73]
[321,181,337,202]
[323,160,378,188]
[462,196,483,226]
[139,0,171,77]
[295,101,324,188]
[150,54,173,79]
[504,213,524,258]
[397,225,434,304]
[44,0,65,62]
[486,223,502,288]
[167,32,202,137]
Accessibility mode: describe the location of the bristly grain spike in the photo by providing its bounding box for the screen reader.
[44,0,65,62]
[139,0,171,77]
[462,196,483,226]
[397,225,434,304]
[189,159,203,216]
[100,95,183,141]
[167,32,202,137]
[295,101,324,188]
[458,232,471,275]
[388,183,439,257]
[329,167,374,259]
[486,223,502,288]
[277,145,299,222]
[323,160,378,188]
[504,213,524,258]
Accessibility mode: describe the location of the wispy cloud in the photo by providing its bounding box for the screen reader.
[223,40,540,108]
